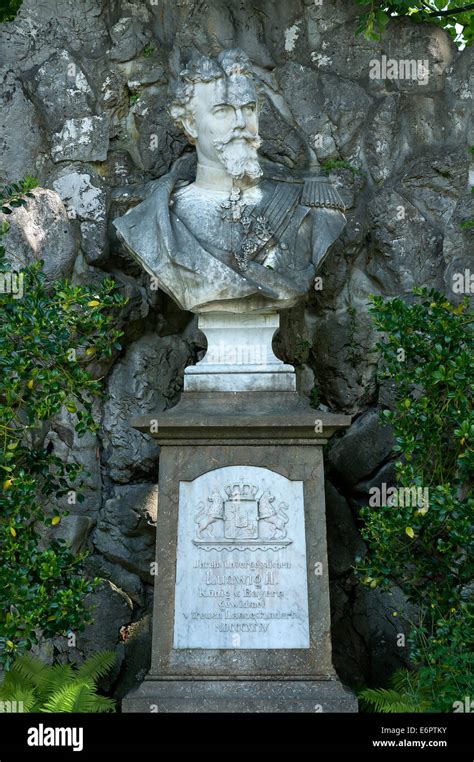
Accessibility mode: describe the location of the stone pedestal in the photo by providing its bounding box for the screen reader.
[122,391,357,713]
[184,312,296,392]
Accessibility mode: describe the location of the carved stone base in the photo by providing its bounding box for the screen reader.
[122,677,358,713]
[184,312,296,392]
[124,391,357,713]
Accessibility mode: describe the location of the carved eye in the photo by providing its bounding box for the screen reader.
[214,105,232,116]
[243,104,256,114]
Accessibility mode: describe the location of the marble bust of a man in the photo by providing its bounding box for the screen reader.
[113,48,346,314]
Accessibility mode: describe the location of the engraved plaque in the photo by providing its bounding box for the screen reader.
[173,465,310,649]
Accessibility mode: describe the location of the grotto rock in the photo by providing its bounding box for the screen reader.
[0,68,44,182]
[108,17,151,63]
[127,86,186,174]
[399,149,468,228]
[331,579,412,688]
[0,188,77,284]
[367,189,445,295]
[354,460,398,498]
[113,615,152,700]
[51,116,109,163]
[75,580,133,674]
[351,585,413,686]
[52,165,108,264]
[328,409,395,486]
[442,190,474,302]
[124,58,167,93]
[101,333,193,483]
[42,403,103,517]
[53,514,95,555]
[326,481,366,578]
[364,95,402,184]
[93,483,157,582]
[311,304,378,414]
[22,51,95,133]
[86,555,145,608]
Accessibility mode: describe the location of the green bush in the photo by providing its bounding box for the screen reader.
[355,1,474,47]
[360,605,473,712]
[0,0,23,24]
[357,288,473,711]
[0,181,127,668]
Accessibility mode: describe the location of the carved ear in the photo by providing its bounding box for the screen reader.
[182,116,198,142]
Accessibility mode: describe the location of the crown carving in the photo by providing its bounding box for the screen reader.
[224,482,258,499]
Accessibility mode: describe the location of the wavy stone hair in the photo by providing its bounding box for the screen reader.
[169,49,257,142]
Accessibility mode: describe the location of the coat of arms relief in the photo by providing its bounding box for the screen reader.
[193,481,292,551]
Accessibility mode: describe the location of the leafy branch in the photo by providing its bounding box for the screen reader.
[0,181,128,668]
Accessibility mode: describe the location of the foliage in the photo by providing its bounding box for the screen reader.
[0,178,38,216]
[320,160,365,176]
[360,668,430,712]
[358,289,473,606]
[0,651,117,712]
[309,386,320,410]
[0,181,127,668]
[355,1,474,47]
[293,338,311,365]
[357,288,474,711]
[142,44,155,58]
[0,0,23,23]
[360,605,473,711]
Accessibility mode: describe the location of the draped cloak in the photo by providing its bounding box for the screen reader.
[113,160,346,313]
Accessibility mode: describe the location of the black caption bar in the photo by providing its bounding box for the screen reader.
[0,712,472,759]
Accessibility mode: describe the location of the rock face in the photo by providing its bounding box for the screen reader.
[101,333,193,483]
[0,188,77,283]
[0,0,472,693]
[92,483,158,581]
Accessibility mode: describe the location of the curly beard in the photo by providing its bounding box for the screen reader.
[213,131,263,181]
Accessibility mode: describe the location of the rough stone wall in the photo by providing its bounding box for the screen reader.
[0,0,472,694]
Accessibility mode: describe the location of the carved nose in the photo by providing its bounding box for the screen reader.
[234,108,246,128]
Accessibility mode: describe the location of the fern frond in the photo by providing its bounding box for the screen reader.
[43,663,75,697]
[0,687,37,712]
[0,668,34,699]
[391,668,417,694]
[12,655,50,694]
[41,681,97,713]
[359,667,435,713]
[2,651,117,713]
[75,651,116,682]
[86,694,116,713]
[359,687,423,713]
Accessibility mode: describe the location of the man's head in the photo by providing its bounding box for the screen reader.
[169,49,262,181]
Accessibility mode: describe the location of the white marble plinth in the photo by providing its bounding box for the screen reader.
[184,312,296,392]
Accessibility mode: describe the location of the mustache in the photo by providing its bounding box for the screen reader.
[213,130,262,150]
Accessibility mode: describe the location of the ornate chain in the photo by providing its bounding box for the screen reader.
[220,186,274,271]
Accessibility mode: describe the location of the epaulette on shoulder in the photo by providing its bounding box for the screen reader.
[300,177,346,211]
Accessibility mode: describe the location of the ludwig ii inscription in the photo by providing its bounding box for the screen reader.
[173,465,310,649]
